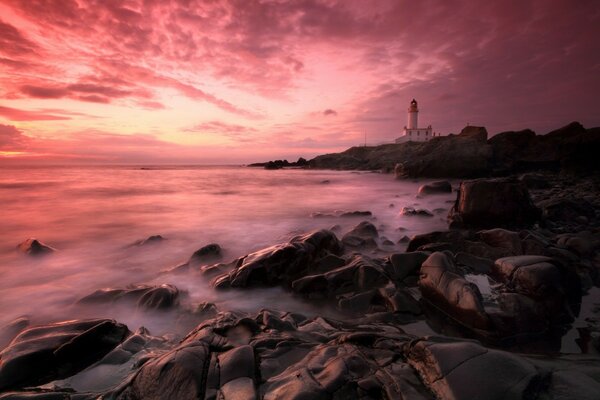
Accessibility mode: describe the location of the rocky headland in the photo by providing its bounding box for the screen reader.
[1,123,600,399]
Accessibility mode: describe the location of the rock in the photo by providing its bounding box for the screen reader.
[16,238,56,256]
[477,228,523,255]
[339,210,372,217]
[213,230,343,289]
[454,252,494,274]
[417,180,452,195]
[291,254,389,301]
[448,178,541,229]
[116,341,210,399]
[419,252,490,329]
[189,243,222,264]
[131,235,165,246]
[539,198,595,224]
[386,252,429,283]
[0,319,129,390]
[0,317,29,350]
[77,284,180,311]
[458,125,488,142]
[406,337,539,400]
[400,207,433,217]
[342,221,378,249]
[519,173,551,189]
[493,255,581,322]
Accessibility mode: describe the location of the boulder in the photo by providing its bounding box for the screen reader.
[386,252,430,283]
[406,337,539,400]
[291,255,390,301]
[213,230,343,289]
[419,252,490,330]
[400,207,433,217]
[16,238,56,256]
[189,243,222,264]
[342,221,378,249]
[131,235,165,246]
[539,198,596,224]
[417,180,452,195]
[77,284,180,311]
[448,178,541,229]
[0,319,129,390]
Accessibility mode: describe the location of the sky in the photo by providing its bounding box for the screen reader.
[1,0,599,164]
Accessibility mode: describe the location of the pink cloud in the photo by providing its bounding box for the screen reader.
[0,106,72,121]
[0,0,598,162]
[0,124,30,150]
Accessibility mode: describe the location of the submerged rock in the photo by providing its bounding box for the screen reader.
[0,319,129,390]
[131,235,165,247]
[16,238,56,256]
[449,178,541,229]
[78,284,180,311]
[189,243,222,264]
[417,180,452,195]
[400,207,433,217]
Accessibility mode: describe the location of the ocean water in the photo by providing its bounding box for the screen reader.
[0,166,455,339]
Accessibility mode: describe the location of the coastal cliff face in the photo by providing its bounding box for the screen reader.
[308,122,600,178]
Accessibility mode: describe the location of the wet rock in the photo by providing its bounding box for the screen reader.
[417,180,452,195]
[190,243,222,264]
[116,341,210,400]
[419,252,490,329]
[213,229,343,289]
[78,284,180,311]
[131,235,164,247]
[493,255,581,321]
[455,252,494,274]
[0,319,129,390]
[339,210,372,217]
[16,238,56,256]
[540,198,596,224]
[477,228,523,255]
[519,173,551,189]
[342,221,378,249]
[406,337,539,400]
[386,252,429,283]
[292,254,390,301]
[400,207,433,217]
[449,178,541,229]
[0,317,29,350]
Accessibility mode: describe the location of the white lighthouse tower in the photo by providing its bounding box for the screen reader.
[407,99,418,129]
[395,98,435,143]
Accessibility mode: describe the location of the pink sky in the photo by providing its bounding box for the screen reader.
[1,0,599,164]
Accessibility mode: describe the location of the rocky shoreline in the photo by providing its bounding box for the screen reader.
[2,147,600,398]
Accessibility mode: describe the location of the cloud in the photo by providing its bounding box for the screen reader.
[0,0,599,162]
[0,106,72,121]
[0,124,30,150]
[184,121,258,141]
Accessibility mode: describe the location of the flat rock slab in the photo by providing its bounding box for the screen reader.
[0,319,129,390]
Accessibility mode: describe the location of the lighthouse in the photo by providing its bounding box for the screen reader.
[395,99,435,143]
[407,99,418,129]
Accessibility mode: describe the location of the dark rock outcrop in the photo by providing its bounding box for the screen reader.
[77,284,180,311]
[448,178,541,229]
[213,229,343,289]
[16,238,56,256]
[0,319,129,390]
[417,180,452,195]
[131,235,165,247]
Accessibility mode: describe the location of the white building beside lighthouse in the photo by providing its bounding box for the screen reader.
[395,99,438,143]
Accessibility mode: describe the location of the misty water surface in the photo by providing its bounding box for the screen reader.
[0,166,455,338]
